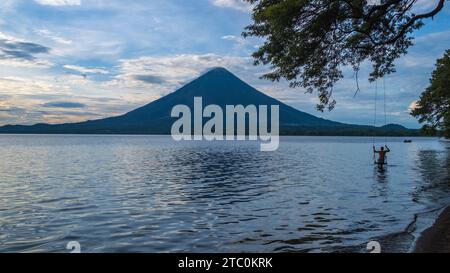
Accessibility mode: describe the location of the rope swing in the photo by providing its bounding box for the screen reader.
[383,77,387,146]
[372,80,378,163]
[373,78,388,165]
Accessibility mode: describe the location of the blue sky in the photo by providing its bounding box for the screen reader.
[0,0,449,128]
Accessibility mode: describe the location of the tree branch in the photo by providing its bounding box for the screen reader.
[381,0,446,45]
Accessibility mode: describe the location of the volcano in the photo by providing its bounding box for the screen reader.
[0,67,417,136]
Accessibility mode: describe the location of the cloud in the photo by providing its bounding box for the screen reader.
[0,71,157,126]
[134,75,165,84]
[49,29,124,61]
[110,54,256,91]
[400,55,436,68]
[64,65,109,74]
[0,0,446,129]
[36,29,73,45]
[0,32,52,67]
[42,101,87,108]
[0,39,50,60]
[0,106,24,112]
[210,0,252,12]
[0,105,45,126]
[408,101,418,113]
[0,58,52,68]
[34,0,81,6]
[412,0,443,13]
[221,35,247,47]
[0,76,55,95]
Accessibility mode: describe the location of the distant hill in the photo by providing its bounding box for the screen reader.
[0,67,419,136]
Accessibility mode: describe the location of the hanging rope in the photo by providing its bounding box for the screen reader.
[383,77,387,146]
[373,80,378,145]
[372,78,389,165]
[383,78,388,164]
[373,80,378,163]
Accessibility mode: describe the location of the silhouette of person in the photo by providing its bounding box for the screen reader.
[373,145,390,170]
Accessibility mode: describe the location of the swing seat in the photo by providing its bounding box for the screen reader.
[374,159,388,165]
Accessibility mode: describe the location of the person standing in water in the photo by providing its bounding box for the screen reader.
[373,145,390,169]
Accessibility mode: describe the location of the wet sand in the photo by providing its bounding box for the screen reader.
[414,205,450,253]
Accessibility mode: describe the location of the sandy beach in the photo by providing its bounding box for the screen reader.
[414,205,450,253]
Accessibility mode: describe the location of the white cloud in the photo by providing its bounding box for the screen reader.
[48,29,124,61]
[400,55,435,68]
[64,65,109,74]
[408,101,419,113]
[412,0,443,13]
[34,0,81,6]
[221,35,247,47]
[0,58,53,68]
[0,75,52,91]
[210,0,252,12]
[36,29,73,45]
[0,72,145,126]
[0,31,21,42]
[110,53,255,91]
[1,0,445,129]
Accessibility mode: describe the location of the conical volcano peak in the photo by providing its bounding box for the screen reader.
[0,63,416,136]
[180,66,254,98]
[207,66,231,73]
[201,67,236,78]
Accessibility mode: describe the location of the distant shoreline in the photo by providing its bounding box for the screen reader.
[0,131,422,137]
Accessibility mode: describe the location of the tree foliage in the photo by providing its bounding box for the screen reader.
[412,50,450,138]
[243,0,446,111]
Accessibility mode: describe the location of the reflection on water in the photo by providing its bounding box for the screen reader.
[374,166,388,182]
[413,148,450,203]
[0,135,449,253]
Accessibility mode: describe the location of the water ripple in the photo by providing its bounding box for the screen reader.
[0,135,449,252]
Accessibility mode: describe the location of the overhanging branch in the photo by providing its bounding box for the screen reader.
[381,0,446,45]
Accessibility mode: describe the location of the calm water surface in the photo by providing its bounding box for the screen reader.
[0,135,449,253]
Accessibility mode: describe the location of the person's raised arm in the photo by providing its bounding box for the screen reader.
[373,145,378,153]
[385,145,390,152]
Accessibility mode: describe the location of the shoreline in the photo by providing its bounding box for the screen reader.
[414,205,450,253]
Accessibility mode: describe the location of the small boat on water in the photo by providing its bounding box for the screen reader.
[403,139,412,143]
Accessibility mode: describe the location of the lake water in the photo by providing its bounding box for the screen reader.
[0,135,449,253]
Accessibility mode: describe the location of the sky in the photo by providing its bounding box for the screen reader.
[0,0,449,128]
